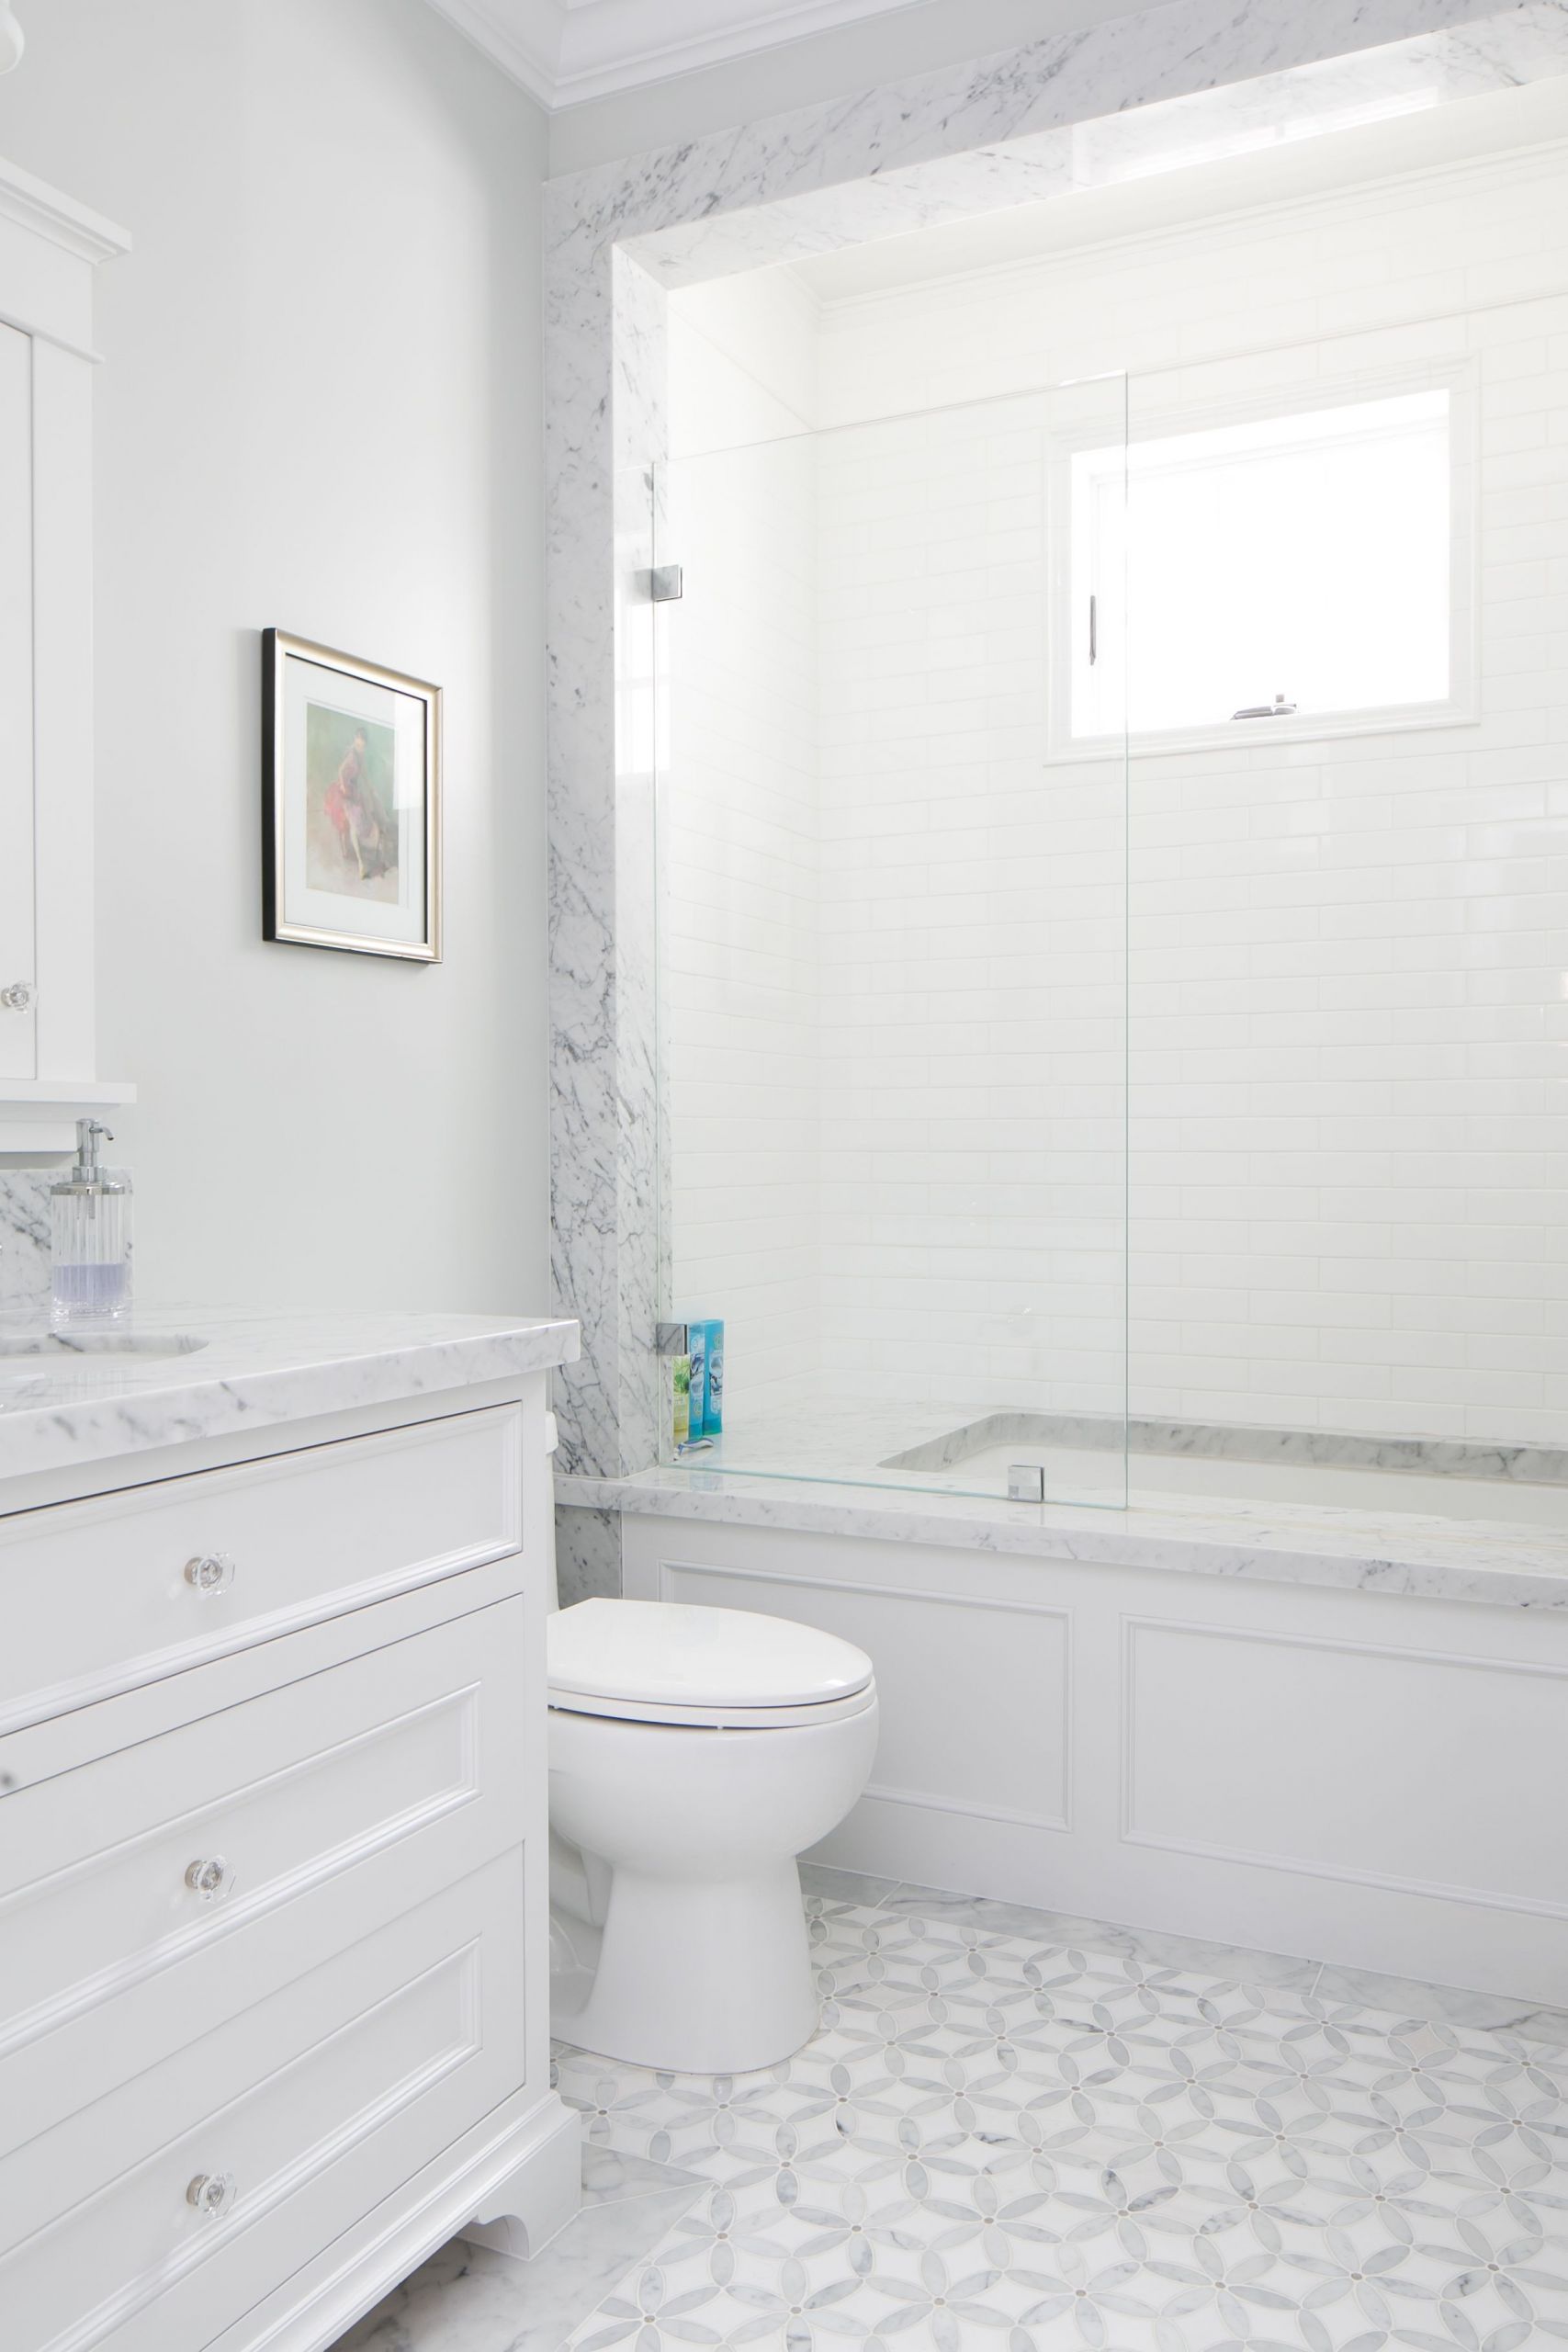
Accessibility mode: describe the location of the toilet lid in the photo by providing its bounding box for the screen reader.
[547,1598,874,1721]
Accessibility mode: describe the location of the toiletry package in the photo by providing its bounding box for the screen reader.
[688,1317,724,1436]
[685,1321,707,1436]
[668,1354,692,1452]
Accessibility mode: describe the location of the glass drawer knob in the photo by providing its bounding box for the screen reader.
[185,1856,231,1900]
[184,1553,235,1594]
[0,981,30,1011]
[186,2171,237,2217]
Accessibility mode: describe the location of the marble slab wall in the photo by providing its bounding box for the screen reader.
[555,1501,624,1605]
[544,0,1568,1480]
[0,1172,54,1315]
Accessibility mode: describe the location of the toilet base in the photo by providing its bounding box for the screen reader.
[551,1857,820,2075]
[547,1689,878,2075]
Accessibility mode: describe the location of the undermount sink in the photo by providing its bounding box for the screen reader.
[0,1329,209,1363]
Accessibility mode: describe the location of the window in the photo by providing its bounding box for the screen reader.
[1066,385,1471,748]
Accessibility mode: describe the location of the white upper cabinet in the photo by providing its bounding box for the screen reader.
[0,155,132,1152]
[0,318,33,1083]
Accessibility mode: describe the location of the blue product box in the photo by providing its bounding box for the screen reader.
[694,1317,723,1436]
[684,1321,706,1441]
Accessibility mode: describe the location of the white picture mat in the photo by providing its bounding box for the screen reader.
[280,655,427,945]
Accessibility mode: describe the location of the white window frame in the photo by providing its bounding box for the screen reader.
[1047,356,1480,763]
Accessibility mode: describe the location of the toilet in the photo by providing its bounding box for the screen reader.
[547,1595,878,2074]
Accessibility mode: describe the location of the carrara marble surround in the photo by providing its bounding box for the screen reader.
[544,0,1568,1482]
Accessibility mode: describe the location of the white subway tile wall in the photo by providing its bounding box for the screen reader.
[813,390,1128,1426]
[665,134,1568,1451]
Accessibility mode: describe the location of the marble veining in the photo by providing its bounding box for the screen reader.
[544,0,1568,1487]
[335,2147,705,2352]
[555,1502,624,1606]
[0,1306,579,1489]
[557,1463,1568,1612]
[883,1410,1568,1487]
[619,2,1568,288]
[0,1170,54,1314]
[323,1868,1568,2350]
[553,1878,1568,2348]
[552,1,1568,277]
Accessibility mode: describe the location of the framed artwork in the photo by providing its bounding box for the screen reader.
[262,629,442,962]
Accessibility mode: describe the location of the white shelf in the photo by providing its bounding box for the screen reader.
[0,1080,137,1156]
[0,1079,134,1103]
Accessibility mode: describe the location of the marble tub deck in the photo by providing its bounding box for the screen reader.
[657,1396,1568,1496]
[559,1445,1568,1617]
[335,1865,1568,2352]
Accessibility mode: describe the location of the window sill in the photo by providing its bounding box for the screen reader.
[1052,700,1478,766]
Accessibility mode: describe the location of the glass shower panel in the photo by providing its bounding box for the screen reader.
[653,376,1128,1507]
[1122,320,1566,1524]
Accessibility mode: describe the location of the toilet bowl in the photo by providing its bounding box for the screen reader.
[547,1596,877,2074]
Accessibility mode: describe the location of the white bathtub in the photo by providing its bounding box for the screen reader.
[871,1410,1566,1531]
[919,1441,1566,1528]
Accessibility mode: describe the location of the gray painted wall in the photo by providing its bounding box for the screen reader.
[0,0,552,1318]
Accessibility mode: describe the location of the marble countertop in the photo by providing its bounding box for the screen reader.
[0,1306,579,1490]
[558,1462,1568,1612]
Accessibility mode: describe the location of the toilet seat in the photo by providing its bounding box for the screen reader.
[549,1682,879,1730]
[547,1597,874,1730]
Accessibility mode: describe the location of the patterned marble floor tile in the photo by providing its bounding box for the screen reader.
[334,2180,705,2352]
[1310,1962,1568,2052]
[333,1876,1568,2352]
[871,1881,1330,1996]
[799,1862,907,1910]
[554,1894,1568,2352]
[829,1865,1568,2052]
[578,2146,708,2207]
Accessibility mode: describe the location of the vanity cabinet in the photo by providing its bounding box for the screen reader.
[0,154,133,1148]
[0,1370,579,2352]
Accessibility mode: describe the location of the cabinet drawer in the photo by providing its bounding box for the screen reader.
[0,1405,523,1734]
[0,1851,526,2352]
[0,1600,528,2155]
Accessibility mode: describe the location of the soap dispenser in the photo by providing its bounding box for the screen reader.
[50,1119,132,1326]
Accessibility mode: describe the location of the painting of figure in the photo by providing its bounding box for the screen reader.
[305,704,399,899]
[263,628,441,962]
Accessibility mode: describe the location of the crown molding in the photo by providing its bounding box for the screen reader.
[0,153,130,263]
[423,0,563,105]
[557,0,921,104]
[424,0,920,109]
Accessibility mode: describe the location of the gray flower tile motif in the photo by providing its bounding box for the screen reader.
[552,1889,1568,2352]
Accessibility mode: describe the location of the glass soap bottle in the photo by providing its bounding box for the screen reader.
[51,1119,132,1326]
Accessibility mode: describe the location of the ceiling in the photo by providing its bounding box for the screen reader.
[423,0,921,109]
